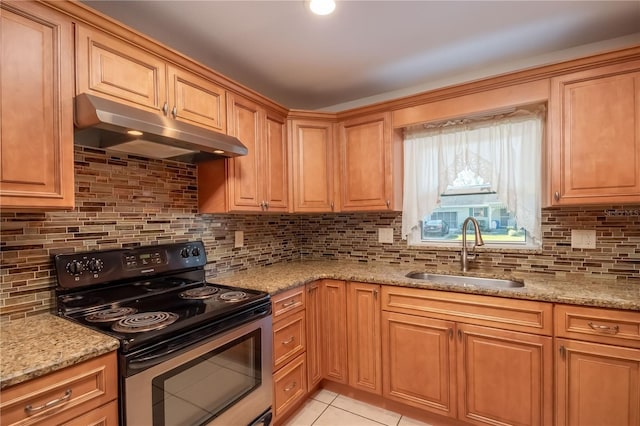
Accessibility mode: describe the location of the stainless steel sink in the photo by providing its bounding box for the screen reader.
[405,272,524,288]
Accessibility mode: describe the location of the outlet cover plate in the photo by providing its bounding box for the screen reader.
[571,229,596,249]
[234,230,244,248]
[378,228,394,244]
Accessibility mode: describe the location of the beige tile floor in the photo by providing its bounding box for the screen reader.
[282,389,433,426]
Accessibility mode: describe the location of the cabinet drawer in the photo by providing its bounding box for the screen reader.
[273,310,306,370]
[272,286,305,319]
[555,304,640,348]
[60,400,118,426]
[382,286,552,336]
[0,352,117,426]
[273,353,307,419]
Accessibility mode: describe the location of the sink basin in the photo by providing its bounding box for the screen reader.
[405,272,524,289]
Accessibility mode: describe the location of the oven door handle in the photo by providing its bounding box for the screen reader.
[128,345,191,370]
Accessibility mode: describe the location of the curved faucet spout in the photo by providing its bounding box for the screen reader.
[461,217,485,272]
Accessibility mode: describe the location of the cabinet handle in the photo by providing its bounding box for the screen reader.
[171,105,177,118]
[265,201,269,209]
[386,199,390,208]
[330,202,334,211]
[25,389,72,415]
[282,336,295,345]
[457,329,462,340]
[588,322,620,334]
[307,285,317,293]
[282,300,296,308]
[284,381,297,392]
[559,345,566,359]
[259,201,266,210]
[162,102,168,116]
[448,328,453,339]
[373,289,378,299]
[554,191,560,201]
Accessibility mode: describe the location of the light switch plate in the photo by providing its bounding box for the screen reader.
[378,228,394,244]
[234,230,244,248]
[571,229,596,249]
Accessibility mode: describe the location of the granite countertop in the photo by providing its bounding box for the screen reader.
[2,259,637,391]
[0,314,119,390]
[212,260,640,311]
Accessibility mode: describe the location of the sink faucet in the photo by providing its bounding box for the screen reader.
[461,217,485,272]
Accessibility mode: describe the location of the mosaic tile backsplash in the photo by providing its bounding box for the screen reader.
[1,147,638,321]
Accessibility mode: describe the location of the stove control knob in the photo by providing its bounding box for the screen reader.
[67,260,84,275]
[87,258,104,273]
[180,248,190,258]
[191,247,200,257]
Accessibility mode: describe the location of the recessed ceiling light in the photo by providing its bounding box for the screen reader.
[309,0,335,15]
[127,130,143,136]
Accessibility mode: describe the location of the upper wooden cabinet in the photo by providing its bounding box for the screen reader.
[198,93,288,212]
[548,60,640,206]
[0,1,75,209]
[289,118,336,212]
[76,25,226,133]
[338,112,402,211]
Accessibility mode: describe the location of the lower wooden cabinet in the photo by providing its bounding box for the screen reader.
[306,282,323,389]
[320,279,349,384]
[458,324,553,426]
[555,338,640,426]
[0,352,118,426]
[273,353,307,419]
[347,282,382,395]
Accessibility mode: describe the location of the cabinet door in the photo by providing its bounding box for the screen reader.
[347,282,382,394]
[263,110,288,212]
[320,280,348,383]
[549,61,640,205]
[457,324,553,426]
[226,93,262,211]
[339,112,400,211]
[76,25,166,113]
[556,338,640,426]
[382,311,456,418]
[167,65,226,133]
[306,282,323,389]
[290,119,335,212]
[0,2,74,209]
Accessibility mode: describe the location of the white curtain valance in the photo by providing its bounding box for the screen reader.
[402,109,544,245]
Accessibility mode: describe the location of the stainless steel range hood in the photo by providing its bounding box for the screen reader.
[74,93,247,163]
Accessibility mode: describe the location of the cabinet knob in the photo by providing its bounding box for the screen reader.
[386,199,390,208]
[554,191,560,201]
[171,105,177,118]
[162,102,168,116]
[330,202,334,211]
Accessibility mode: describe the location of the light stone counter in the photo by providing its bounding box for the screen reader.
[0,314,119,389]
[211,260,640,311]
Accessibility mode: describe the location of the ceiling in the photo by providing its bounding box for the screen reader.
[82,1,640,111]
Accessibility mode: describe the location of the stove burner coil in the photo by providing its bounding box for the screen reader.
[85,307,138,323]
[179,286,219,300]
[112,311,178,333]
[219,291,248,302]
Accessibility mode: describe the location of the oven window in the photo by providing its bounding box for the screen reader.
[152,330,261,426]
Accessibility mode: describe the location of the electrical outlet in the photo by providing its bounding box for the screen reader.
[378,228,394,244]
[571,229,596,249]
[234,231,244,248]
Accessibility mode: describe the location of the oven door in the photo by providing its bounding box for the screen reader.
[124,315,272,426]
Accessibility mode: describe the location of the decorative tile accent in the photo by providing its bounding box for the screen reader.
[1,146,638,322]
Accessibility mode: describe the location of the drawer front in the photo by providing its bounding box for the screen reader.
[555,304,640,348]
[60,400,118,426]
[273,353,307,419]
[382,286,552,336]
[0,353,117,426]
[272,286,305,319]
[273,310,306,370]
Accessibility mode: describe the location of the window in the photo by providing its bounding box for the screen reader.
[402,107,544,248]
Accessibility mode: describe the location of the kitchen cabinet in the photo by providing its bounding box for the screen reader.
[347,282,382,395]
[320,279,348,383]
[289,117,337,212]
[198,93,288,212]
[382,286,553,425]
[0,1,75,209]
[0,352,118,426]
[554,304,640,426]
[306,282,323,389]
[338,112,402,211]
[76,25,226,133]
[548,60,640,206]
[271,287,308,423]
